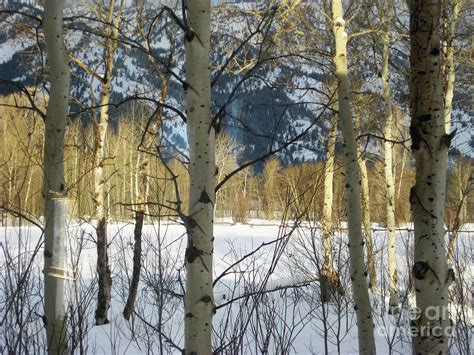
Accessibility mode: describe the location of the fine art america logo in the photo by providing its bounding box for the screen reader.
[376,306,454,338]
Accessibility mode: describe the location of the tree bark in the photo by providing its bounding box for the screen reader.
[442,0,461,132]
[379,0,400,314]
[443,0,462,263]
[321,109,337,302]
[93,0,123,326]
[42,0,70,352]
[396,139,407,205]
[331,1,376,353]
[409,1,452,353]
[93,64,113,326]
[183,1,215,354]
[357,142,377,290]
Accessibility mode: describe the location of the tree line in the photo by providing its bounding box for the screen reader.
[3,101,472,226]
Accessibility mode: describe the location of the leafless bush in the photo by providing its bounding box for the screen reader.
[285,220,355,354]
[67,226,96,354]
[112,220,185,354]
[448,232,473,355]
[0,222,45,353]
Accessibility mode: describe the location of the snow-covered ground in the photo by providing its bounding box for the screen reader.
[1,220,473,354]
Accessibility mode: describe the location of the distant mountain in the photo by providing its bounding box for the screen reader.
[0,1,471,167]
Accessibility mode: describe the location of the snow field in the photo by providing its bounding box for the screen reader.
[1,221,472,354]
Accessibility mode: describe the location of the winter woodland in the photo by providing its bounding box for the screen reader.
[0,0,473,354]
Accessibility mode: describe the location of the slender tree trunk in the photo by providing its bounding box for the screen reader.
[396,141,407,204]
[409,1,453,353]
[443,0,461,262]
[122,17,175,318]
[144,161,151,217]
[42,0,70,352]
[442,0,461,132]
[331,1,375,353]
[123,79,169,320]
[23,168,33,214]
[321,110,337,302]
[71,137,79,218]
[93,82,112,325]
[380,0,399,314]
[357,147,377,290]
[183,1,215,353]
[352,110,376,290]
[122,155,145,320]
[94,0,123,325]
[131,139,137,206]
[77,149,82,218]
[121,139,128,218]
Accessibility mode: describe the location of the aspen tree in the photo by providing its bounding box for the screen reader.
[443,0,463,263]
[361,160,377,286]
[183,1,215,353]
[378,0,400,313]
[42,0,70,352]
[123,7,174,316]
[321,107,337,302]
[66,0,123,323]
[91,0,124,325]
[408,1,453,353]
[331,0,376,353]
[320,6,339,302]
[354,115,377,290]
[123,82,169,320]
[442,0,462,132]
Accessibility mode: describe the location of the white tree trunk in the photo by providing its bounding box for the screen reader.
[93,0,123,325]
[44,198,69,354]
[380,0,400,314]
[331,1,376,353]
[396,140,407,203]
[443,0,461,263]
[442,0,461,132]
[357,145,377,290]
[409,1,452,353]
[184,1,215,354]
[93,72,112,325]
[93,65,112,325]
[321,111,337,302]
[42,0,70,352]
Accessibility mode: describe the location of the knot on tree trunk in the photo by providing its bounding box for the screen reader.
[186,244,204,264]
[441,129,456,149]
[198,189,212,205]
[413,261,430,280]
